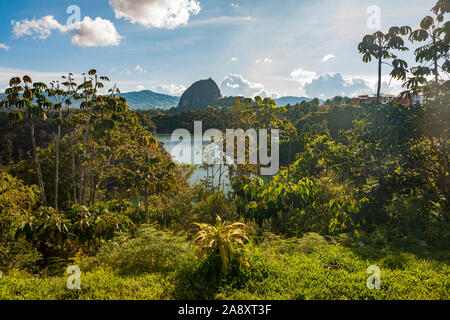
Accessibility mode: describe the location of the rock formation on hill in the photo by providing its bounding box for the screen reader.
[177,78,222,111]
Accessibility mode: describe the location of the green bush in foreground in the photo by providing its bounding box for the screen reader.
[1,232,447,300]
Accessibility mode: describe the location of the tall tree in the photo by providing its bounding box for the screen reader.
[47,80,73,210]
[61,73,79,204]
[358,27,411,103]
[403,1,449,94]
[75,69,110,205]
[0,76,51,205]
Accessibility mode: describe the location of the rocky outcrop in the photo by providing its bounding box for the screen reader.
[177,78,221,111]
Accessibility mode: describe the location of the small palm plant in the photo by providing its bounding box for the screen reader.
[192,216,250,273]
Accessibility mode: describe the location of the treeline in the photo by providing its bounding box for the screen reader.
[0,97,361,168]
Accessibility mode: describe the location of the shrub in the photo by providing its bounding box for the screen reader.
[0,172,41,271]
[93,226,193,275]
[193,216,250,273]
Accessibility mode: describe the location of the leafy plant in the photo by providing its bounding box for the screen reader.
[358,27,411,102]
[0,76,51,205]
[192,216,250,273]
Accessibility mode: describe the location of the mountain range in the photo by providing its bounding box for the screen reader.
[119,90,180,110]
[0,90,317,111]
[274,96,313,106]
[0,90,180,111]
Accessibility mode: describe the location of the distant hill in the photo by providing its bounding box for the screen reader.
[0,91,179,111]
[119,90,179,110]
[177,78,222,111]
[1,91,325,111]
[275,96,313,106]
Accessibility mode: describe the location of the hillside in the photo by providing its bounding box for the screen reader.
[0,91,179,111]
[120,90,180,110]
[275,96,313,106]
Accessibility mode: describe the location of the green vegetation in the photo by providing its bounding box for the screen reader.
[1,232,448,300]
[0,0,448,301]
[193,217,250,273]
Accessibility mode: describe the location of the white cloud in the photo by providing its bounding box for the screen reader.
[12,16,69,39]
[231,3,240,8]
[71,17,122,47]
[303,73,372,99]
[0,44,9,51]
[136,85,146,91]
[228,57,238,63]
[288,68,396,99]
[12,15,122,47]
[155,84,187,96]
[110,0,201,29]
[256,58,273,64]
[220,74,278,98]
[321,54,336,62]
[290,67,317,86]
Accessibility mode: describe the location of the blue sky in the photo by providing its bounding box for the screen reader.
[0,0,437,98]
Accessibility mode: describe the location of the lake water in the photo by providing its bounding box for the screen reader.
[156,134,232,189]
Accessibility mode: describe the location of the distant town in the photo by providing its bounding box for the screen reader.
[352,93,425,106]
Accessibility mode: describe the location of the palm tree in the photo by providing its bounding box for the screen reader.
[61,73,79,204]
[47,79,74,210]
[76,69,109,205]
[0,76,50,205]
[358,27,411,103]
[193,216,250,273]
[407,9,449,87]
[432,0,450,20]
[47,81,60,209]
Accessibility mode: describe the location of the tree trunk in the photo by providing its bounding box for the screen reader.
[218,163,223,191]
[55,110,62,210]
[90,173,96,205]
[287,140,292,182]
[70,137,77,204]
[433,35,439,83]
[80,116,90,205]
[28,113,47,206]
[68,109,77,204]
[377,53,382,104]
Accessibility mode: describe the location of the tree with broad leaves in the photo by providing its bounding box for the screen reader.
[61,73,79,205]
[358,26,411,103]
[432,0,450,19]
[0,76,52,206]
[403,0,449,95]
[47,80,73,210]
[75,69,111,205]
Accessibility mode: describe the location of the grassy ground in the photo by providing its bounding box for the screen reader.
[0,231,448,300]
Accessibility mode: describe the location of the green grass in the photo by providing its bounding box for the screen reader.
[0,232,448,300]
[0,268,171,300]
